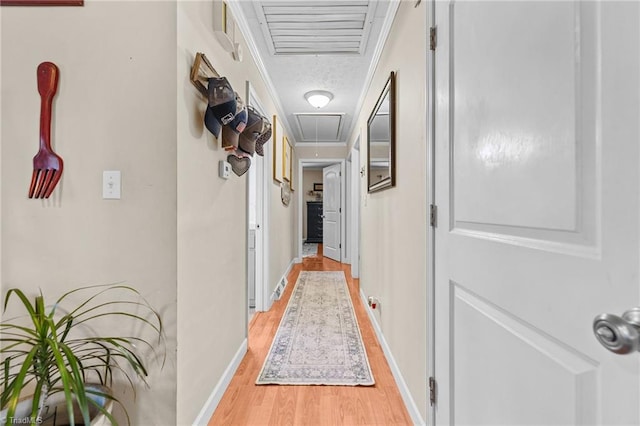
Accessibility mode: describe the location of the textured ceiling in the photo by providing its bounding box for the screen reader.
[235,0,394,147]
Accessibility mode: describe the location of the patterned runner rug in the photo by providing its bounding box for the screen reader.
[256,271,375,386]
[302,242,318,257]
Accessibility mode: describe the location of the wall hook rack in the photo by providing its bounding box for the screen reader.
[190,52,220,98]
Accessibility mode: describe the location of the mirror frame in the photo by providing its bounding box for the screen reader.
[367,71,396,193]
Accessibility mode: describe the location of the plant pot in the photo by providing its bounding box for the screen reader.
[1,384,113,426]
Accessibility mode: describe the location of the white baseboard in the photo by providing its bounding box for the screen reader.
[192,339,248,426]
[283,258,295,281]
[360,289,425,426]
[270,259,295,303]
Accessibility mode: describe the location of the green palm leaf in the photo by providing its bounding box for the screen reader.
[1,284,164,425]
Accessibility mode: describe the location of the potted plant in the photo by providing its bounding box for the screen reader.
[0,284,164,425]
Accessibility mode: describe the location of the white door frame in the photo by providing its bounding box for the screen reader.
[322,163,343,262]
[259,143,270,312]
[345,160,351,265]
[348,138,361,278]
[426,0,435,423]
[297,158,346,263]
[246,82,270,321]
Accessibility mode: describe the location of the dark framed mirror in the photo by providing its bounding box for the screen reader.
[367,71,395,193]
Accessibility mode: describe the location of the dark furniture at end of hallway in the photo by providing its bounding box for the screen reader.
[306,201,323,243]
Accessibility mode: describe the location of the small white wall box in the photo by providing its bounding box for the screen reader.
[213,0,234,53]
[219,160,231,179]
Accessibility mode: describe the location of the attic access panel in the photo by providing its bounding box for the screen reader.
[295,113,345,142]
[254,1,377,55]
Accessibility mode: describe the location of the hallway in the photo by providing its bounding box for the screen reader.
[4,1,640,424]
[208,247,412,425]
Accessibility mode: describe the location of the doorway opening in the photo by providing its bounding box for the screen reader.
[297,159,347,264]
[246,82,269,331]
[348,137,361,278]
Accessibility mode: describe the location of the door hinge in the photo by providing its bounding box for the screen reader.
[339,243,342,248]
[429,26,437,51]
[429,377,437,406]
[339,207,342,213]
[430,204,437,227]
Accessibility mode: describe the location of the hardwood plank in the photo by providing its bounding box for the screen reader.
[208,247,413,425]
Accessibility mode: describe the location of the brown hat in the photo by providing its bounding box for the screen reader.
[255,123,272,157]
[221,93,248,150]
[238,106,268,156]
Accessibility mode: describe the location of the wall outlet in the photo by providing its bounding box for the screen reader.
[368,296,379,310]
[219,160,231,179]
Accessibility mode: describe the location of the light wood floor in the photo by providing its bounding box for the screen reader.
[208,245,413,425]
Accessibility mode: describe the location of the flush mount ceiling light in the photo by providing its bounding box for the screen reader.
[304,90,333,109]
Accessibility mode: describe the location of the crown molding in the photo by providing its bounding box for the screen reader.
[346,0,401,150]
[228,0,401,150]
[226,0,297,143]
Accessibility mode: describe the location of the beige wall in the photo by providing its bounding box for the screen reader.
[268,178,296,295]
[1,1,298,424]
[302,169,323,240]
[268,142,295,296]
[1,1,177,424]
[348,1,428,419]
[177,1,295,422]
[0,6,3,327]
[176,3,244,422]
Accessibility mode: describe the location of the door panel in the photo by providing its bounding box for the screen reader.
[455,2,578,231]
[434,1,639,424]
[451,1,597,251]
[323,163,341,262]
[453,283,598,425]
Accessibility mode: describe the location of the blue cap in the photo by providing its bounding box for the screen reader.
[204,77,236,138]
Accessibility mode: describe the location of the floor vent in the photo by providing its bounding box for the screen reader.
[272,277,288,301]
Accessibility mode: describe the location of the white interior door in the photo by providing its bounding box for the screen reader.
[323,163,341,262]
[247,153,263,311]
[433,1,640,424]
[247,82,267,313]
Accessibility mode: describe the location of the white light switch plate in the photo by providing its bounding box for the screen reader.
[103,171,121,199]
